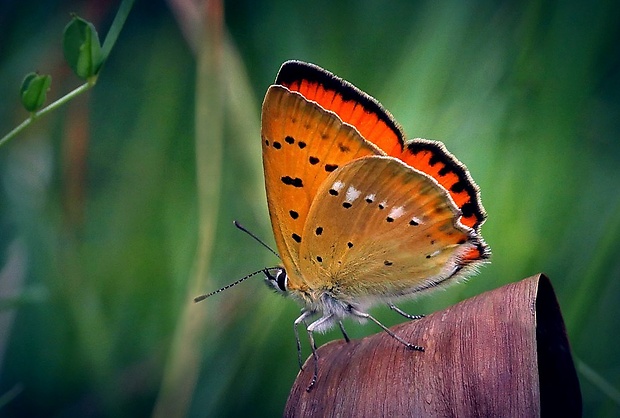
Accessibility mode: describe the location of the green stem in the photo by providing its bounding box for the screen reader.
[101,0,135,60]
[0,81,94,148]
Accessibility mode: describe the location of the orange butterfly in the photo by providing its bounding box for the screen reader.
[198,61,489,391]
[262,61,489,388]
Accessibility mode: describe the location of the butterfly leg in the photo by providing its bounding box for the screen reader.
[305,314,335,392]
[349,307,424,352]
[338,321,351,343]
[388,303,425,320]
[294,310,313,370]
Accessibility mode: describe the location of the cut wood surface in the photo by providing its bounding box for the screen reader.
[285,274,581,417]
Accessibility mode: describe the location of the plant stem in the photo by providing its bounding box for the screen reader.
[101,0,135,60]
[0,81,94,148]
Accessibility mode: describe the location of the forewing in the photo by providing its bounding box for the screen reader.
[261,85,383,283]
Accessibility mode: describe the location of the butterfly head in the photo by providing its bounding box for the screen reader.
[264,267,289,294]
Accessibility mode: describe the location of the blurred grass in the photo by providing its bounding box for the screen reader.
[0,0,619,416]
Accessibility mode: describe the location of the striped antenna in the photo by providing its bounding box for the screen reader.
[193,268,279,303]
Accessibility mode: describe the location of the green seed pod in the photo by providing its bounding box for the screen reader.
[63,15,103,80]
[20,72,52,112]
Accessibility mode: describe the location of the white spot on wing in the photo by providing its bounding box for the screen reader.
[346,186,361,202]
[388,206,405,219]
[365,193,375,202]
[332,180,344,192]
[411,216,422,225]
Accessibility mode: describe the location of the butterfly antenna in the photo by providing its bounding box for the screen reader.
[193,268,278,303]
[233,220,280,259]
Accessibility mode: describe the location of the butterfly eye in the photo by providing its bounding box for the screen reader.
[264,268,288,293]
[276,269,288,291]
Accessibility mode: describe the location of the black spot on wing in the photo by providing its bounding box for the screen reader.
[281,176,303,187]
[451,182,465,193]
[461,202,475,219]
[428,153,441,166]
[438,166,450,176]
[325,164,338,172]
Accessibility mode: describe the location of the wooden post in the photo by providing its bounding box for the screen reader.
[284,274,581,417]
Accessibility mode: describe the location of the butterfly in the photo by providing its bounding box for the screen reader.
[260,60,489,389]
[196,60,489,391]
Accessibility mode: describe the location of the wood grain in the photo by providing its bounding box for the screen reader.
[284,274,581,417]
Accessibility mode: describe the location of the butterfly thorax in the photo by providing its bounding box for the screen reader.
[264,267,355,330]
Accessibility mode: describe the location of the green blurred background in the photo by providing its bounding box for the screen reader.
[1,0,619,416]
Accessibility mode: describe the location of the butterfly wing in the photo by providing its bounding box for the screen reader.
[297,155,487,305]
[261,85,384,286]
[276,61,405,155]
[276,60,486,230]
[398,139,486,231]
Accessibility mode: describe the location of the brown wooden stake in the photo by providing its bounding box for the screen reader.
[284,274,581,417]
